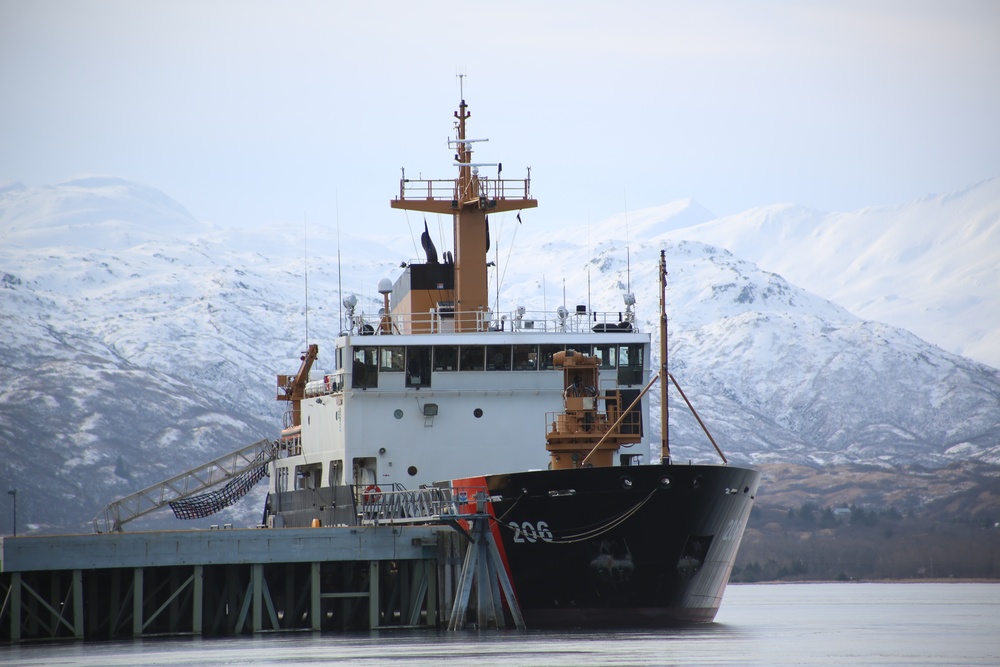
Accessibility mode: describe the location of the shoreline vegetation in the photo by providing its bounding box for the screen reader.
[731,499,1000,583]
[729,462,1000,584]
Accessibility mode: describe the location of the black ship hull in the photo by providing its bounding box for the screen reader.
[457,462,760,626]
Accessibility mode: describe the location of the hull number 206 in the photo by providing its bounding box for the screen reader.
[509,520,554,543]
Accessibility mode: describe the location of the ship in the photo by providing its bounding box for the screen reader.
[262,94,760,626]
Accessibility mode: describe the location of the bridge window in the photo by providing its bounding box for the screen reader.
[512,344,538,370]
[379,346,404,372]
[539,344,565,370]
[617,343,644,385]
[406,346,431,387]
[459,345,485,371]
[434,345,458,371]
[352,346,378,388]
[486,345,512,371]
[593,343,617,369]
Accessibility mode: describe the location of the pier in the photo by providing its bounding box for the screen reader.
[1,488,521,643]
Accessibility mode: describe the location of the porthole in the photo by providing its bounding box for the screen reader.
[407,466,418,476]
[658,476,672,490]
[473,408,484,418]
[393,409,404,419]
[619,475,634,490]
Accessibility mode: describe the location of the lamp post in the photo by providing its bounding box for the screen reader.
[7,488,15,537]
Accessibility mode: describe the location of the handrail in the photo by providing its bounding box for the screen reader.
[344,307,641,336]
[356,485,488,525]
[92,438,277,533]
[397,177,532,203]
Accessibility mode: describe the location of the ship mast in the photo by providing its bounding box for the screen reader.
[660,250,671,464]
[391,94,537,332]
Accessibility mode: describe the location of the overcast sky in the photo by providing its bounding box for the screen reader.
[2,1,998,239]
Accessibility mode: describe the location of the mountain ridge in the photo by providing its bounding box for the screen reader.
[1,176,998,533]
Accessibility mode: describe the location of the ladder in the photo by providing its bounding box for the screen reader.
[92,438,277,533]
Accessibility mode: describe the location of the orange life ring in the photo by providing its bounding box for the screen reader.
[363,485,382,504]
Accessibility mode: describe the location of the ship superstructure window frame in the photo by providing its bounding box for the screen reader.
[352,346,379,389]
[379,346,405,372]
[617,343,644,386]
[405,346,432,387]
[486,344,512,371]
[434,345,458,371]
[459,345,485,371]
[539,344,565,370]
[592,343,617,369]
[512,344,538,370]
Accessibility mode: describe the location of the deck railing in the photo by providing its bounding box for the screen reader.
[397,176,532,204]
[356,485,488,525]
[346,307,638,336]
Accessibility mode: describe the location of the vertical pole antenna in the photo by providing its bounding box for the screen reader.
[304,212,309,346]
[336,191,343,334]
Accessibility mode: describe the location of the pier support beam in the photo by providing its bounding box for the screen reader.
[369,561,380,629]
[132,568,143,637]
[7,573,21,642]
[447,497,525,630]
[310,561,321,631]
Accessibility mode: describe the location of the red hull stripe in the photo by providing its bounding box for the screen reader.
[451,475,518,602]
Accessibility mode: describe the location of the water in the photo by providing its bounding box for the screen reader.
[2,583,997,666]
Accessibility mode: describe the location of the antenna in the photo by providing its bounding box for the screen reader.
[457,71,466,101]
[542,275,547,327]
[336,191,344,334]
[493,216,501,317]
[304,212,309,346]
[624,189,631,294]
[587,214,592,314]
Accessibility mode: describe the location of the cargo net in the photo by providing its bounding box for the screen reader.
[169,462,269,521]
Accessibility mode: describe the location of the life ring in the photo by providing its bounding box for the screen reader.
[363,485,382,504]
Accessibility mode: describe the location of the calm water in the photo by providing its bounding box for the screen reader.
[2,583,997,666]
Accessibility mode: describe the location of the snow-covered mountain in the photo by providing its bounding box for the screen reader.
[612,177,1000,370]
[1,176,998,533]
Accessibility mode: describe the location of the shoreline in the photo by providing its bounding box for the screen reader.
[731,578,1000,585]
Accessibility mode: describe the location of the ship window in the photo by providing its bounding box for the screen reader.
[593,344,617,369]
[538,344,565,370]
[459,345,485,371]
[405,346,431,387]
[379,346,404,372]
[433,345,458,371]
[352,346,378,388]
[617,344,644,385]
[486,345,512,371]
[512,344,538,370]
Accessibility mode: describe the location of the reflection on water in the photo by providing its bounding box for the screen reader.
[2,583,998,666]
